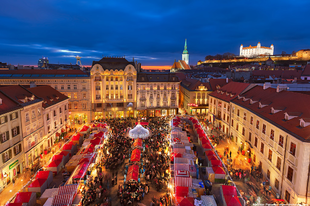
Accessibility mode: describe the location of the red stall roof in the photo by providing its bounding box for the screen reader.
[28,178,47,187]
[6,203,23,206]
[58,151,70,157]
[202,143,213,150]
[72,161,89,179]
[211,160,223,167]
[201,138,209,145]
[175,186,189,197]
[14,192,33,203]
[80,125,89,132]
[72,135,81,141]
[36,171,52,179]
[212,166,226,174]
[179,197,194,206]
[81,144,95,154]
[222,185,238,196]
[62,143,73,151]
[131,149,141,162]
[94,131,104,137]
[52,154,63,162]
[90,137,101,146]
[127,165,139,182]
[47,160,62,168]
[223,195,242,206]
[207,155,218,161]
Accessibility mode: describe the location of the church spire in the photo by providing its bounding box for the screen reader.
[183,39,188,54]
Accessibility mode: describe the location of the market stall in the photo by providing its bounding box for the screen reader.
[13,192,36,206]
[175,170,192,187]
[130,148,141,162]
[129,124,149,139]
[80,144,95,154]
[126,164,139,182]
[27,178,48,194]
[175,186,189,197]
[79,125,90,135]
[65,155,83,172]
[212,166,226,179]
[46,159,62,175]
[40,188,58,205]
[51,194,75,206]
[71,133,83,146]
[132,138,143,149]
[57,151,70,164]
[51,154,64,168]
[35,171,53,186]
[200,195,217,206]
[57,184,78,195]
[62,142,77,155]
[220,185,242,206]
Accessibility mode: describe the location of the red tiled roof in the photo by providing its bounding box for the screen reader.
[252,70,302,79]
[171,61,182,69]
[28,86,68,108]
[181,78,211,91]
[301,65,310,76]
[209,79,232,91]
[232,85,310,141]
[179,60,191,70]
[0,69,86,75]
[0,85,41,104]
[175,73,187,80]
[0,90,22,115]
[209,82,250,102]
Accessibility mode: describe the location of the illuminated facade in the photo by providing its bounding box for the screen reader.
[209,83,310,204]
[0,70,91,124]
[90,57,139,119]
[28,86,69,152]
[0,90,23,191]
[240,42,274,57]
[136,72,179,117]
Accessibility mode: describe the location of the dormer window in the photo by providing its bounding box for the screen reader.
[284,112,301,120]
[250,99,257,105]
[243,97,249,102]
[0,98,2,105]
[238,95,242,99]
[300,118,310,127]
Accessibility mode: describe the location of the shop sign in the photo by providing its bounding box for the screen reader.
[9,160,19,170]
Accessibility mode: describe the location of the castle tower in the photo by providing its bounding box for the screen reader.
[182,39,189,65]
[240,44,243,56]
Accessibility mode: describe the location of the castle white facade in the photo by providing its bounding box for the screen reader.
[240,42,274,57]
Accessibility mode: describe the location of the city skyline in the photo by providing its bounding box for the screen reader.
[0,0,310,66]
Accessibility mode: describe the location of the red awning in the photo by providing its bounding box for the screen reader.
[207,154,218,161]
[94,131,104,138]
[202,143,213,149]
[47,160,62,168]
[72,134,81,141]
[52,154,63,162]
[212,166,226,174]
[135,122,149,125]
[223,195,242,206]
[14,192,33,203]
[7,203,23,206]
[175,186,189,197]
[178,197,194,206]
[127,165,139,182]
[62,143,73,151]
[92,124,97,128]
[221,185,238,196]
[205,150,215,156]
[211,160,223,167]
[90,137,101,146]
[28,178,47,187]
[80,125,89,132]
[72,161,90,179]
[133,138,143,147]
[201,138,209,145]
[61,128,66,133]
[131,148,141,162]
[36,171,52,179]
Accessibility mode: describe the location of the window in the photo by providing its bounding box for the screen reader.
[74,104,77,109]
[82,104,86,109]
[2,150,12,163]
[249,132,252,142]
[10,112,18,120]
[106,85,109,90]
[61,85,64,90]
[53,110,56,116]
[262,124,266,134]
[267,169,270,180]
[59,107,62,113]
[12,126,20,137]
[0,116,7,124]
[82,85,86,90]
[227,106,230,112]
[74,85,77,90]
[111,85,114,90]
[0,131,9,143]
[54,121,57,129]
[231,119,234,127]
[253,154,256,162]
[68,104,71,110]
[275,178,279,189]
[65,105,67,110]
[37,108,41,116]
[250,116,253,125]
[171,101,175,107]
[268,149,272,162]
[236,123,239,131]
[110,77,113,81]
[60,118,63,124]
[242,127,245,136]
[128,85,132,90]
[287,166,293,182]
[106,77,109,81]
[25,113,30,122]
[260,142,264,154]
[279,135,284,147]
[285,191,291,203]
[115,77,118,81]
[223,114,226,121]
[255,137,258,147]
[46,113,50,121]
[128,94,132,99]
[67,93,71,98]
[120,85,123,90]
[276,157,281,171]
[96,86,101,90]
[243,112,246,120]
[14,144,22,155]
[67,85,70,90]
[237,109,240,116]
[106,93,109,99]
[232,107,235,114]
[115,85,118,90]
[270,129,274,140]
[150,85,153,90]
[290,142,296,156]
[96,95,101,100]
[74,93,77,99]
[256,120,259,129]
[83,93,86,99]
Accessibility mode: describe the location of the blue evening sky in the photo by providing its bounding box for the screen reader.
[0,0,309,66]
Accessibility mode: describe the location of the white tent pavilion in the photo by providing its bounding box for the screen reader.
[129,124,149,139]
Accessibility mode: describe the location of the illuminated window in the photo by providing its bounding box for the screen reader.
[67,85,71,90]
[25,113,30,122]
[254,137,258,147]
[276,157,281,171]
[279,135,284,147]
[74,104,78,109]
[74,93,77,99]
[249,132,252,142]
[260,142,264,154]
[256,120,259,129]
[128,94,132,99]
[262,124,266,134]
[275,178,279,189]
[270,129,274,140]
[268,149,272,162]
[83,93,86,99]
[250,116,253,124]
[96,95,101,100]
[287,166,293,182]
[290,142,296,156]
[74,85,77,90]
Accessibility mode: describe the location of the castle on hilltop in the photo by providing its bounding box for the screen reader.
[240,42,274,57]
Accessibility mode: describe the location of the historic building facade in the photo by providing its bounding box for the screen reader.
[240,42,274,57]
[90,57,140,119]
[0,90,23,191]
[136,72,179,117]
[0,70,91,124]
[28,86,69,151]
[209,82,310,204]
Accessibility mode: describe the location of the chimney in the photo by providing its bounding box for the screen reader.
[263,82,271,90]
[276,84,288,92]
[30,81,37,88]
[226,78,228,83]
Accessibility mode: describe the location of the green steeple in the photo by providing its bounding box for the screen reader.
[183,39,188,54]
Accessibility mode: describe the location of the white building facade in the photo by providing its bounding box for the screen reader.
[240,42,274,57]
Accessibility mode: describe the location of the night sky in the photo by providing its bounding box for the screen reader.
[1,0,310,67]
